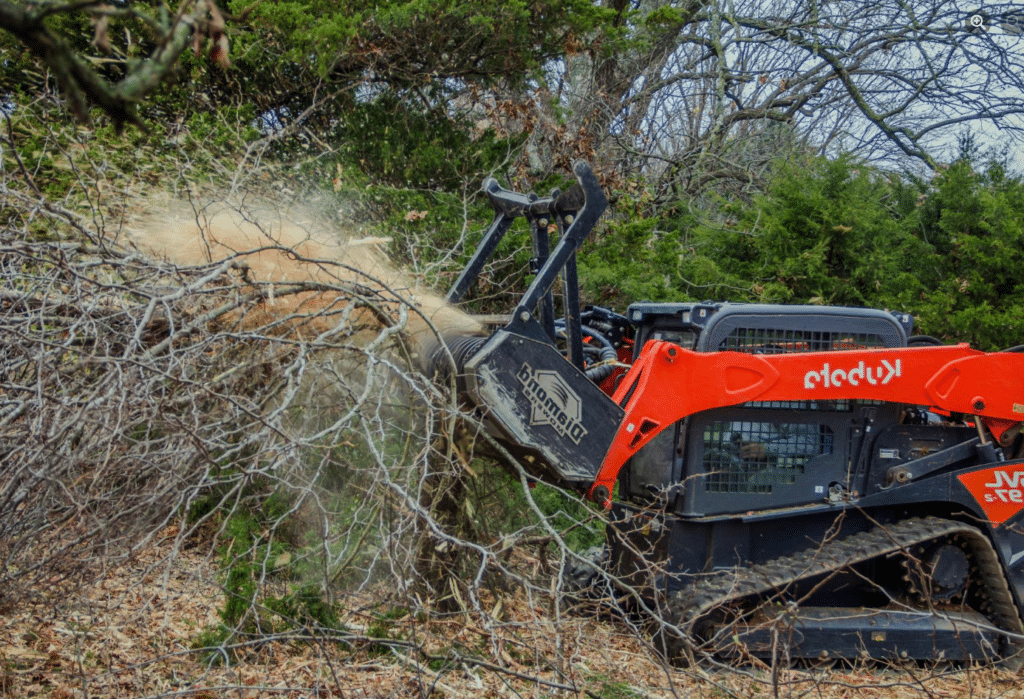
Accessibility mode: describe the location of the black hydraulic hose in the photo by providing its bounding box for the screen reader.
[585,357,619,383]
[555,321,618,382]
[908,335,945,346]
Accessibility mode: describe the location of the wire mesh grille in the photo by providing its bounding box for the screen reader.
[703,420,834,494]
[716,328,888,354]
[699,324,886,493]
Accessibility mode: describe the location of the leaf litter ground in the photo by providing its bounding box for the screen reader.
[0,528,1015,699]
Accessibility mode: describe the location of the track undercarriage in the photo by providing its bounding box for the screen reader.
[636,516,1024,665]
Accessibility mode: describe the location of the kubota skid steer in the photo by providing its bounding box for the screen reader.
[430,161,1024,665]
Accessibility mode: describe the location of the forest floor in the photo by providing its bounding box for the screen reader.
[0,528,1015,699]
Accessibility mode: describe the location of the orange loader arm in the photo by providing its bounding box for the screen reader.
[588,341,1024,507]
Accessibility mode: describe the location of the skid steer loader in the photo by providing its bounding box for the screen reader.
[428,161,1024,664]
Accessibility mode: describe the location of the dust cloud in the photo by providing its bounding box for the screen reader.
[124,196,483,355]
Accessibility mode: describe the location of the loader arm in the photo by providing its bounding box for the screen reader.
[587,340,1024,506]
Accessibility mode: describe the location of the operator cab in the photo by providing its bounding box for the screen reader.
[618,301,915,516]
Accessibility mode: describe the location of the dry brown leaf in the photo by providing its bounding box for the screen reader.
[92,14,111,54]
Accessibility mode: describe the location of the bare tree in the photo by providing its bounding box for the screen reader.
[521,0,1024,198]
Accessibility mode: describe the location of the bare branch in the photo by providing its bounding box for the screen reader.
[0,0,229,131]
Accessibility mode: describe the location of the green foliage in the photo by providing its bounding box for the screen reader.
[585,675,646,699]
[0,91,265,230]
[263,583,341,630]
[217,489,299,626]
[678,154,924,308]
[579,215,679,307]
[363,606,410,657]
[247,0,613,84]
[352,175,537,314]
[910,145,1024,349]
[531,483,605,552]
[191,482,342,664]
[468,462,604,553]
[336,95,521,189]
[245,0,361,73]
[182,105,262,156]
[654,146,1024,350]
[190,624,235,664]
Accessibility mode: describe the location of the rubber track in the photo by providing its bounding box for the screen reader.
[662,516,1024,661]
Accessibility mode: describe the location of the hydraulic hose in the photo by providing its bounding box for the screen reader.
[555,321,618,382]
